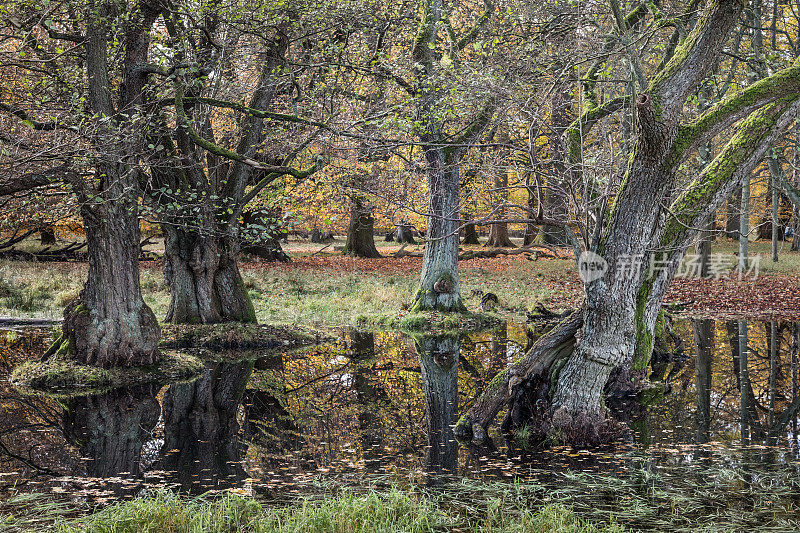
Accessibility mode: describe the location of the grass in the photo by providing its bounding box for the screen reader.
[358,309,505,336]
[1,236,799,328]
[0,250,579,329]
[1,488,621,533]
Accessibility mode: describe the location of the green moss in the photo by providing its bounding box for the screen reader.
[10,351,204,394]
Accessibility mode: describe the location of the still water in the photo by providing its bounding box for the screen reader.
[1,319,799,529]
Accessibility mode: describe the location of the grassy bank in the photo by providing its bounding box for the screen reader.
[1,238,798,328]
[1,489,620,533]
[0,253,579,328]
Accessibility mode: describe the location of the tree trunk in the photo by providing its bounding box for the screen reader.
[486,221,515,247]
[344,199,380,258]
[462,211,480,245]
[486,173,516,248]
[39,225,56,245]
[59,199,160,368]
[693,319,713,443]
[410,158,465,312]
[726,187,742,238]
[523,183,539,245]
[738,175,750,272]
[163,226,256,324]
[349,329,385,471]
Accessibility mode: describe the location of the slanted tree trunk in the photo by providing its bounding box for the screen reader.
[344,199,380,258]
[457,0,800,447]
[162,227,256,324]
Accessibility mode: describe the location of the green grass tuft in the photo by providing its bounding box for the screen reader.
[49,489,619,533]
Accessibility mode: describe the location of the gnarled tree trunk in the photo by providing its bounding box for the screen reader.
[59,197,160,368]
[162,226,256,324]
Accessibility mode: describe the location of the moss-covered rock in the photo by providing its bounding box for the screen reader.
[10,350,205,394]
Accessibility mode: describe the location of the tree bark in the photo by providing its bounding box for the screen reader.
[159,360,253,492]
[486,172,516,248]
[62,385,160,477]
[343,199,381,258]
[162,226,256,324]
[410,160,465,312]
[462,212,480,245]
[726,187,742,238]
[59,196,160,367]
[693,319,713,443]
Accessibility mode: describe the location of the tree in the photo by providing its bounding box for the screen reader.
[408,0,496,312]
[458,0,800,446]
[1,0,164,367]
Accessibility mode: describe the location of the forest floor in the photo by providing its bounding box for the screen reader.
[0,237,799,328]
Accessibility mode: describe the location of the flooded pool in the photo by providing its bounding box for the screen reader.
[1,318,799,530]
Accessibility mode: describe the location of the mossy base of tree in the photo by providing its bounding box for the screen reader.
[357,310,503,336]
[10,350,204,394]
[160,322,330,351]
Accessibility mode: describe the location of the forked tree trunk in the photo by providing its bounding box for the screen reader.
[344,199,381,258]
[58,199,160,367]
[411,158,465,312]
[163,226,256,324]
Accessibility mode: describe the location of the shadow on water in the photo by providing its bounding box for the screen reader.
[1,318,800,528]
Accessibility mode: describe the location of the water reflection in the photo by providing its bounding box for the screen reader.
[417,335,460,476]
[2,318,800,509]
[62,385,159,478]
[158,360,253,492]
